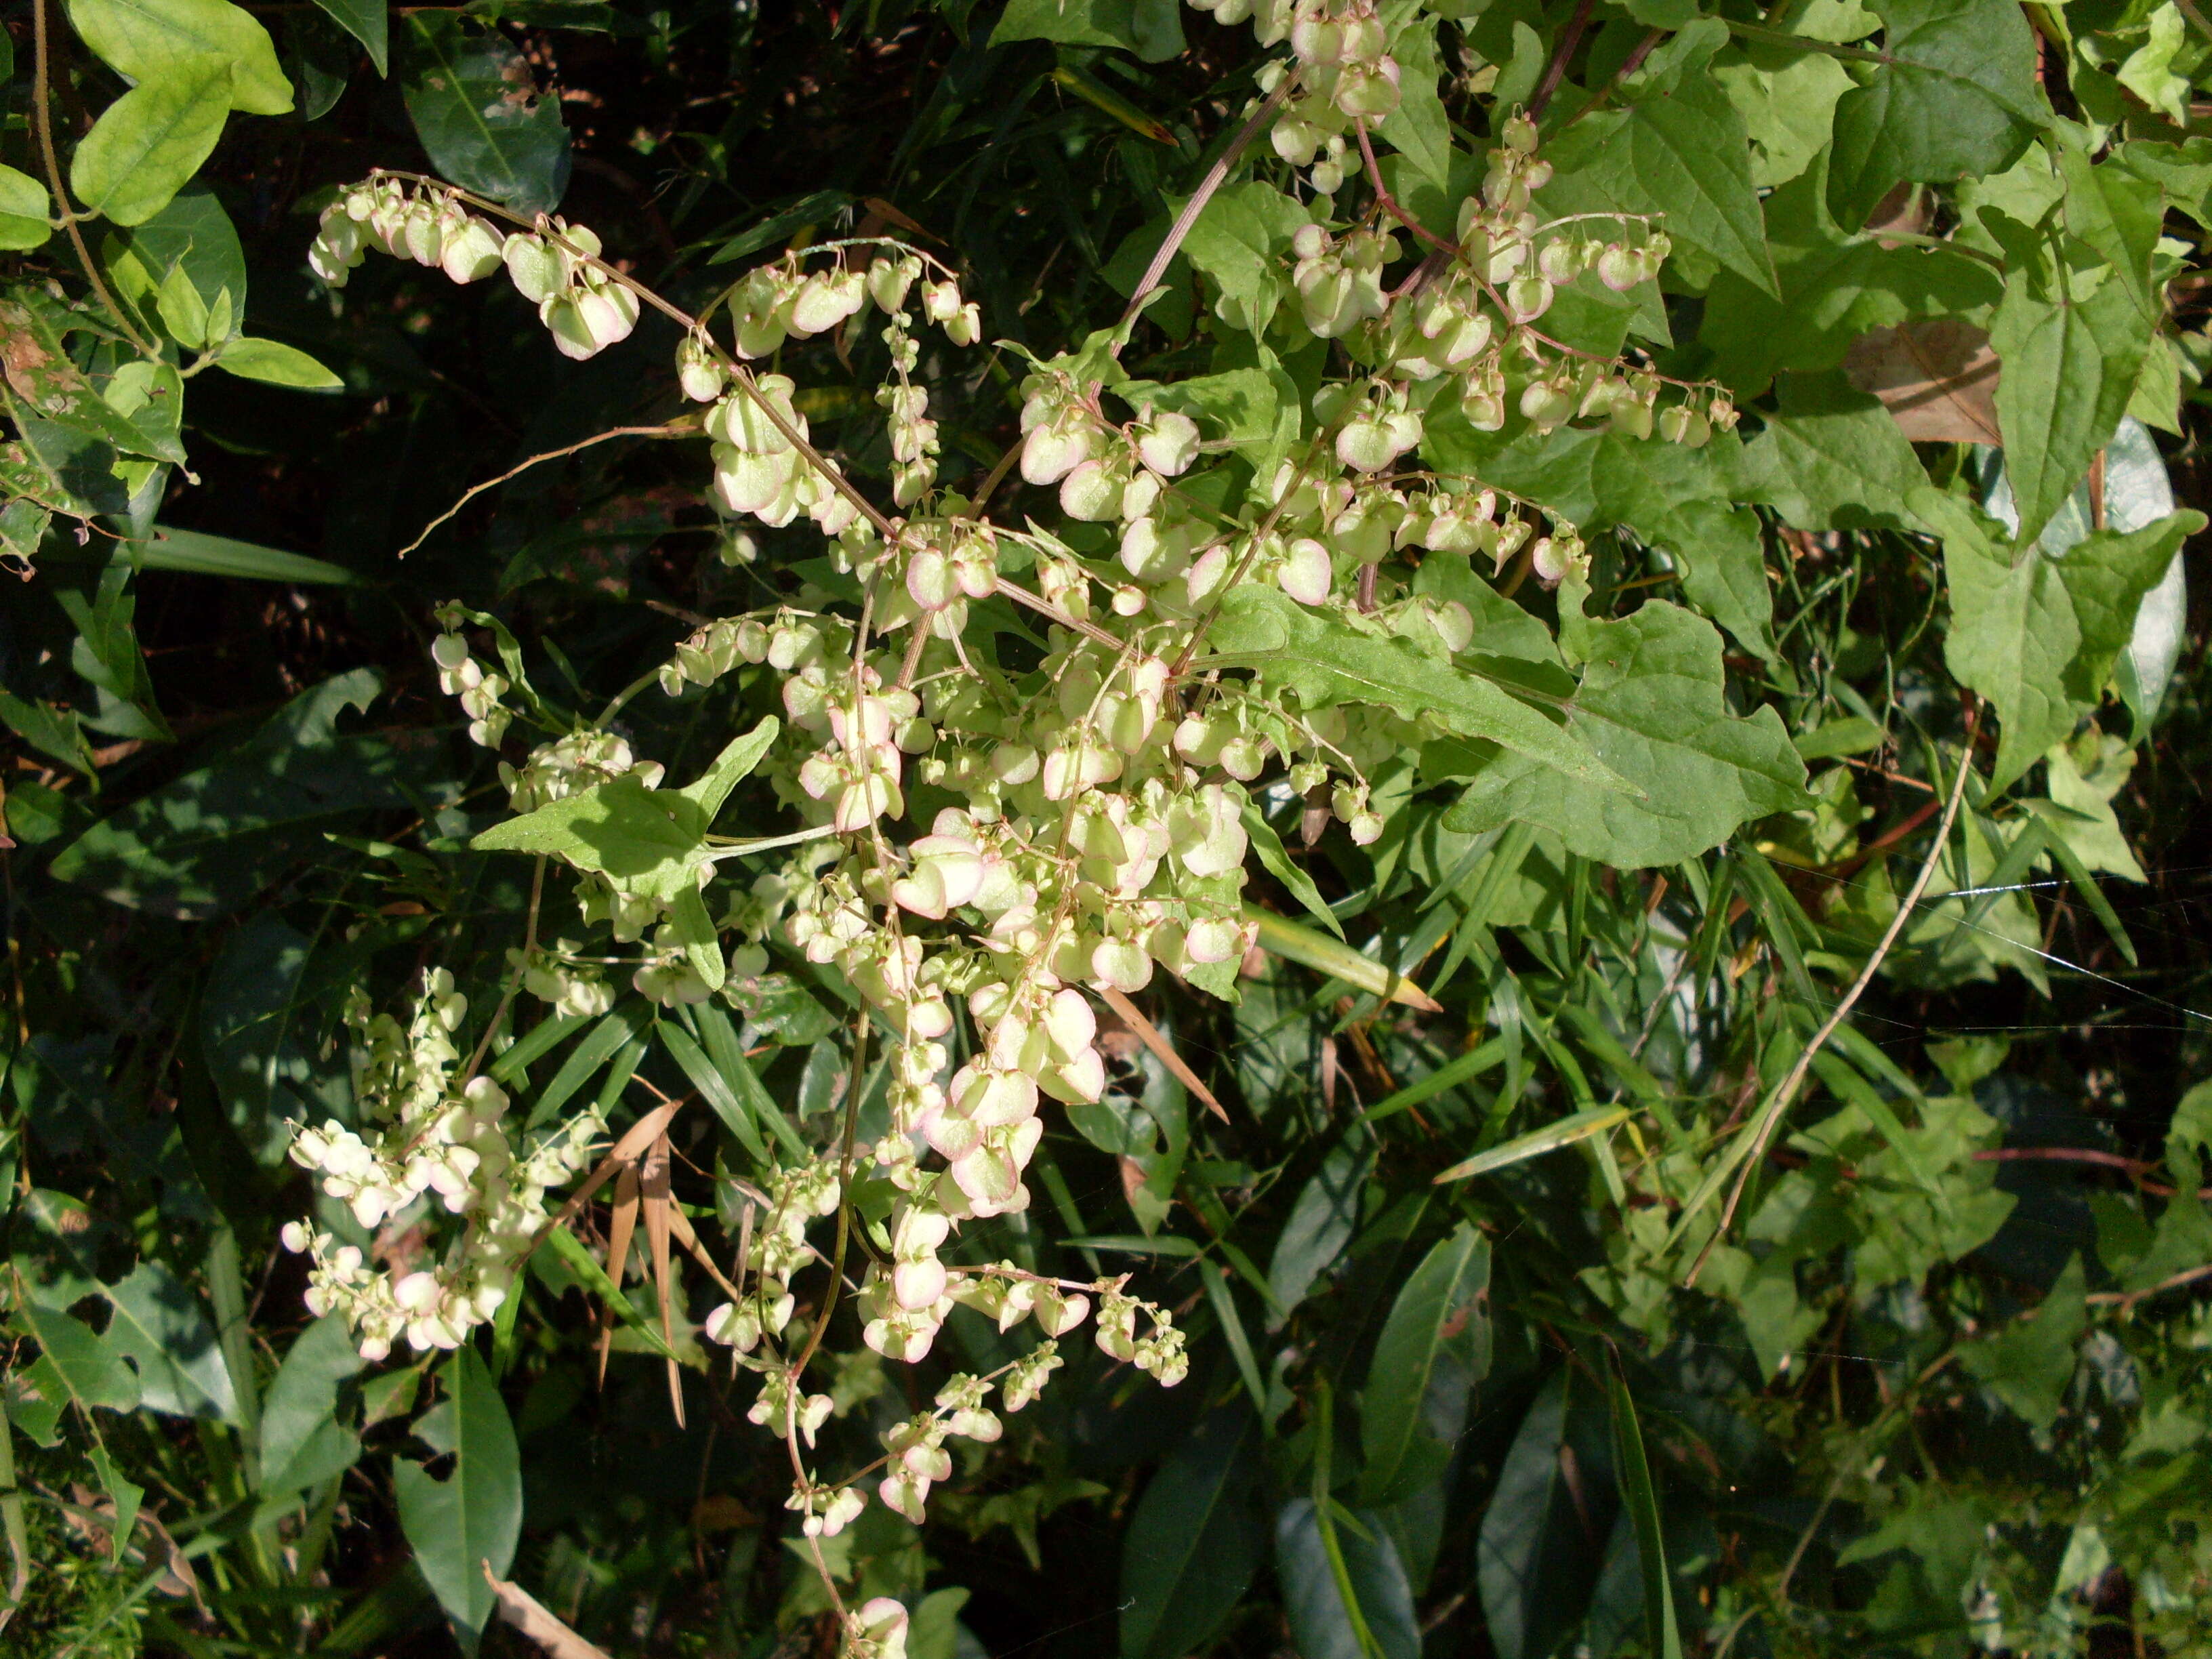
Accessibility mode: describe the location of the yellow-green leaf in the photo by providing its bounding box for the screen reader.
[209,337,344,390]
[69,58,235,228]
[65,0,293,115]
[0,164,52,250]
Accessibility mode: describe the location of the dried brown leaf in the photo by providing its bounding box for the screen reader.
[1096,983,1227,1122]
[1843,319,2001,445]
[483,1562,613,1659]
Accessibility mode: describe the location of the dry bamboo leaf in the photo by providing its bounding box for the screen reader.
[1096,983,1228,1122]
[641,1132,684,1427]
[525,1098,685,1270]
[597,1161,640,1387]
[483,1562,613,1659]
[1843,319,2001,445]
[665,1200,745,1302]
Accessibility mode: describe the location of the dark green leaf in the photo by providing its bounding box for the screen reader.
[1927,491,2202,787]
[1120,1407,1263,1659]
[1822,0,2041,228]
[1267,1138,1372,1318]
[394,1346,522,1653]
[102,1260,239,1421]
[1605,1355,1684,1659]
[1275,1497,1421,1659]
[50,670,447,918]
[310,0,387,73]
[1441,600,1809,868]
[1958,1254,2087,1429]
[1544,27,1777,297]
[258,1313,364,1494]
[1359,1223,1491,1506]
[1206,586,1629,794]
[1477,1371,1616,1659]
[402,16,571,216]
[991,0,1185,62]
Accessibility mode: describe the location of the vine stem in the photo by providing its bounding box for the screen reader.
[1528,0,1597,119]
[1115,75,1297,346]
[1353,120,1456,255]
[371,171,902,546]
[461,855,546,1084]
[1683,701,1980,1286]
[30,0,156,358]
[398,424,691,558]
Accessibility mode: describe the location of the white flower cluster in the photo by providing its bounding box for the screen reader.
[310,178,640,361]
[432,631,511,749]
[292,72,1746,1619]
[281,970,604,1359]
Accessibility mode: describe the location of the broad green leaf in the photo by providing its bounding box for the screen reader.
[1667,499,1779,665]
[1120,1408,1263,1659]
[1120,365,1297,473]
[1958,1255,2087,1429]
[310,0,387,73]
[1700,159,2001,397]
[0,165,52,250]
[677,716,780,819]
[11,1189,115,1309]
[1927,491,2201,787]
[202,912,351,1164]
[1267,1138,1371,1317]
[1727,369,1927,531]
[1275,1497,1421,1659]
[14,1302,142,1414]
[68,58,237,228]
[1206,586,1629,794]
[1605,1357,1685,1659]
[1992,273,2153,553]
[1176,182,1308,333]
[1542,26,1778,298]
[117,182,247,320]
[51,670,445,918]
[394,1346,522,1653]
[102,1260,239,1421]
[65,0,293,113]
[472,773,702,889]
[258,1312,364,1494]
[990,0,1184,62]
[1821,0,2042,228]
[1713,22,1864,188]
[1376,17,1450,192]
[140,523,359,584]
[1433,1105,1631,1183]
[209,336,344,390]
[403,15,572,216]
[1359,1223,1492,1506]
[1477,1371,1616,1659]
[1439,600,1809,869]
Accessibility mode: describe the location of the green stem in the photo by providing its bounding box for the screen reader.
[1311,1380,1385,1659]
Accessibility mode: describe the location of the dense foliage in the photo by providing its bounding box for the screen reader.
[3,0,2212,1654]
